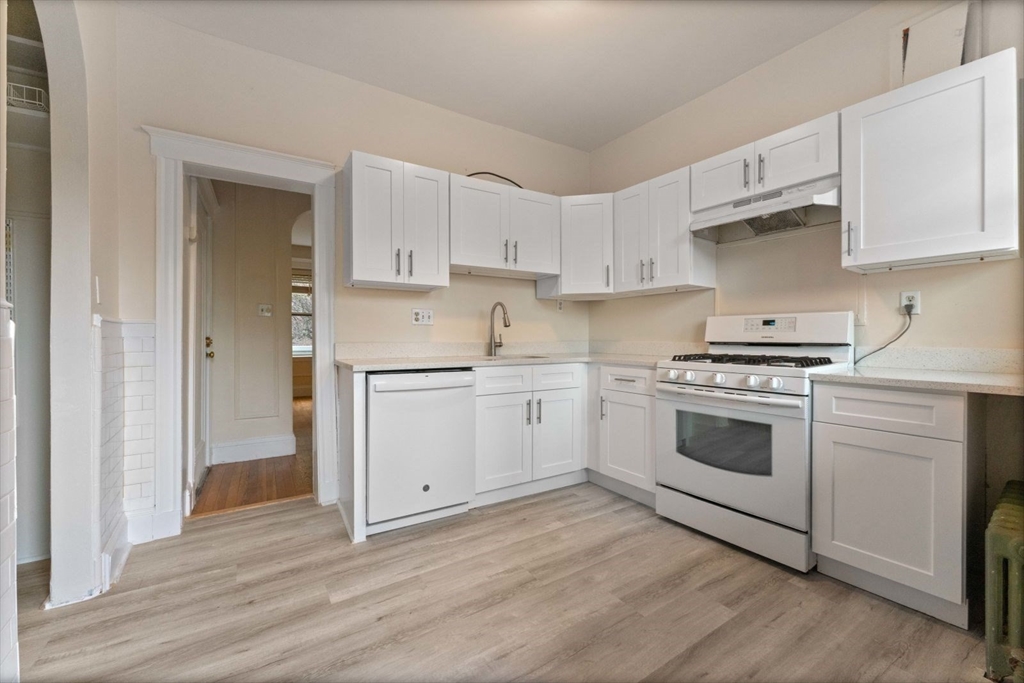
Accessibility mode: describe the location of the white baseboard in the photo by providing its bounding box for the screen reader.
[212,434,296,464]
[127,509,182,544]
[587,469,655,508]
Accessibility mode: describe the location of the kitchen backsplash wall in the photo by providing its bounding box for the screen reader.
[588,0,1024,353]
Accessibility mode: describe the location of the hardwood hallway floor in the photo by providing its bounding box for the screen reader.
[191,397,314,516]
[16,483,988,682]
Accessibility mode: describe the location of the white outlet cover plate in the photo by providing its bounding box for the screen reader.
[258,303,273,317]
[900,291,922,314]
[412,308,434,325]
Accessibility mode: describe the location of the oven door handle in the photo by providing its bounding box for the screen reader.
[658,383,804,409]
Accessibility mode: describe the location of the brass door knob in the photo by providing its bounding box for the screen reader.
[206,351,215,359]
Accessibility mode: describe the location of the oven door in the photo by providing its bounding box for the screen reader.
[656,382,810,531]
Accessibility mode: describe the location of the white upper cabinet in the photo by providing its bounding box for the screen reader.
[404,163,450,288]
[841,49,1019,272]
[613,182,649,293]
[509,187,560,276]
[555,194,614,296]
[344,152,449,290]
[450,174,510,272]
[690,143,756,212]
[756,112,838,192]
[648,167,715,290]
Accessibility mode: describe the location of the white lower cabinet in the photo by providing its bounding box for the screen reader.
[598,388,656,492]
[812,422,964,603]
[476,364,584,494]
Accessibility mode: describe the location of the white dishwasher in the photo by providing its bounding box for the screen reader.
[367,369,476,524]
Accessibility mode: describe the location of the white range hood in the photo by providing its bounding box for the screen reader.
[690,175,841,236]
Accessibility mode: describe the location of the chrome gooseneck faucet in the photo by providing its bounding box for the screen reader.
[489,301,511,356]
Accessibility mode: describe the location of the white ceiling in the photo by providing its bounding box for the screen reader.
[125,0,875,152]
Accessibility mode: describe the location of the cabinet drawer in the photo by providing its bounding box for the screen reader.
[532,363,583,391]
[475,365,532,396]
[599,365,656,396]
[814,383,964,441]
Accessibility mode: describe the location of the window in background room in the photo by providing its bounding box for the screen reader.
[291,271,312,357]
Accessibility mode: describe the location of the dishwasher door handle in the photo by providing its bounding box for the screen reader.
[372,375,475,392]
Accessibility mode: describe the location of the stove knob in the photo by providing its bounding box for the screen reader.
[711,372,726,385]
[683,370,696,382]
[768,377,785,390]
[745,375,761,388]
[667,369,679,380]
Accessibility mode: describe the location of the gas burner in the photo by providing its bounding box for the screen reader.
[670,353,834,368]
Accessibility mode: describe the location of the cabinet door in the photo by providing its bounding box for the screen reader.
[510,188,560,276]
[560,194,613,295]
[599,389,656,491]
[404,163,449,288]
[812,422,964,603]
[450,174,510,271]
[476,392,533,493]
[754,112,839,193]
[532,388,583,480]
[690,143,756,212]
[613,182,649,293]
[349,152,404,284]
[647,167,692,289]
[841,50,1019,271]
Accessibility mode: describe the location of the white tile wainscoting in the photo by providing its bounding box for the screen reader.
[0,307,19,682]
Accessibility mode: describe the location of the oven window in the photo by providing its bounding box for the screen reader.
[675,410,772,476]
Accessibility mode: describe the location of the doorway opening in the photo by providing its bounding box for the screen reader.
[186,180,314,517]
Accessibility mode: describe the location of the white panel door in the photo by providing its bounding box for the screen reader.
[812,422,964,603]
[450,174,510,271]
[647,167,692,289]
[404,163,449,288]
[349,152,403,284]
[841,49,1019,270]
[532,388,583,480]
[510,188,560,275]
[613,181,649,293]
[755,112,839,192]
[599,389,656,491]
[690,143,756,212]
[560,194,613,295]
[476,392,533,493]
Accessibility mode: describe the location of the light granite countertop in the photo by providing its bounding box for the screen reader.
[810,366,1024,396]
[335,352,663,373]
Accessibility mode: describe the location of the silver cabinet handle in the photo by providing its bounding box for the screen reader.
[408,250,413,277]
[605,264,610,288]
[526,398,532,426]
[649,258,655,282]
[640,258,645,284]
[847,222,854,257]
[758,154,764,185]
[395,248,401,276]
[537,398,542,424]
[513,240,518,265]
[600,396,606,420]
[743,158,749,189]
[614,377,637,383]
[504,239,509,264]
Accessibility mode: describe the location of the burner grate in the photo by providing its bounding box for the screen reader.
[670,353,834,368]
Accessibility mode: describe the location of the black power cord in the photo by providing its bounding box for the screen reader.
[855,303,915,365]
[467,171,523,189]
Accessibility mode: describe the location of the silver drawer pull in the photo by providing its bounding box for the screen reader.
[614,377,637,383]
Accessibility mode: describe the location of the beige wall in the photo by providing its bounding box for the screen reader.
[210,182,309,446]
[589,0,1024,350]
[113,5,591,345]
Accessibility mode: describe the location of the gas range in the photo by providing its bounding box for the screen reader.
[657,312,855,396]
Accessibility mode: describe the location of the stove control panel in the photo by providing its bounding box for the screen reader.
[743,316,796,333]
[656,367,810,396]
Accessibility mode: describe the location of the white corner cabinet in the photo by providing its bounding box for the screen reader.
[596,366,657,492]
[613,168,716,295]
[690,112,839,213]
[841,49,1019,272]
[343,152,450,290]
[537,194,615,300]
[450,175,560,279]
[811,383,984,627]
[475,364,584,494]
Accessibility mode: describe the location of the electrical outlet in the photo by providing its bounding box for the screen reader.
[557,300,564,312]
[412,308,434,325]
[900,291,921,315]
[257,303,273,317]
